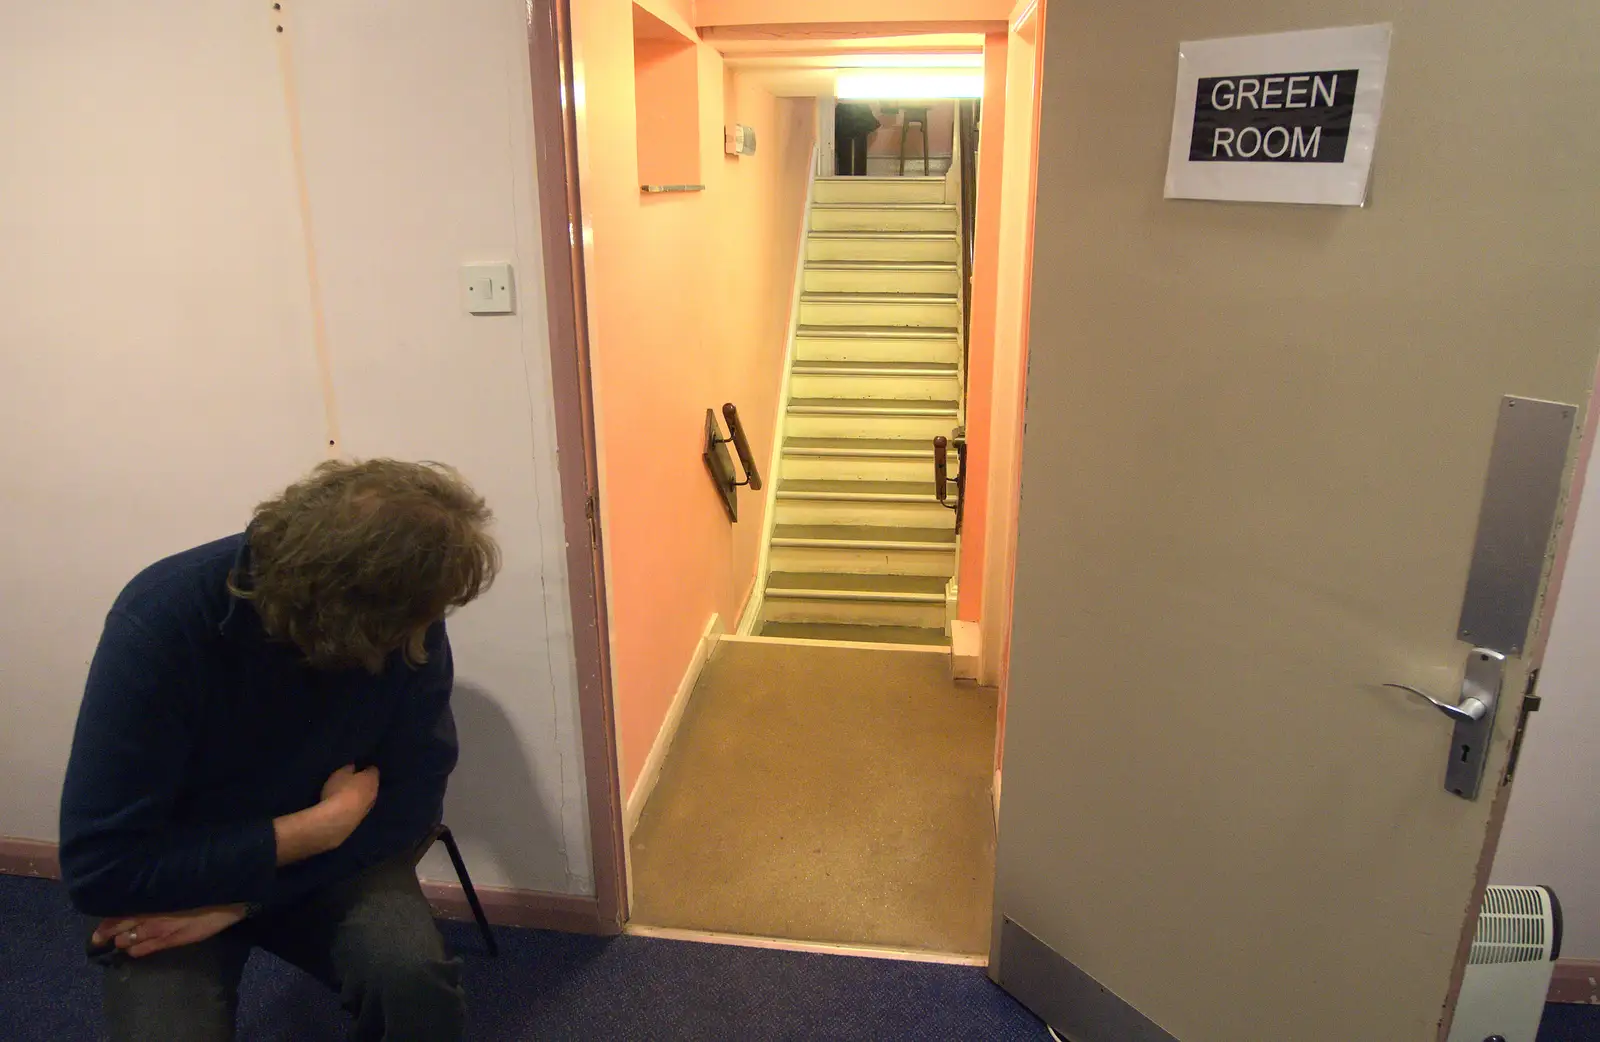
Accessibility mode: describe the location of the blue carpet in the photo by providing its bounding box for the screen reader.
[1,874,1594,1041]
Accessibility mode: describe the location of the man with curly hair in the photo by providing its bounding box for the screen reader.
[59,459,501,1042]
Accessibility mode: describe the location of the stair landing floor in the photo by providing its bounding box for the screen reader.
[628,641,998,954]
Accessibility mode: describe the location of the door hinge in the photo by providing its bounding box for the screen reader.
[584,494,600,550]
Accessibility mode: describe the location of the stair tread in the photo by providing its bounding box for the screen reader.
[780,479,938,498]
[809,230,959,239]
[806,260,958,272]
[817,176,946,184]
[813,202,956,211]
[802,291,957,304]
[773,524,956,546]
[797,324,958,339]
[784,436,937,456]
[757,622,950,647]
[792,360,957,375]
[767,572,949,595]
[789,397,958,414]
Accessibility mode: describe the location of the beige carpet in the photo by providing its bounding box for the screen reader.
[628,640,998,955]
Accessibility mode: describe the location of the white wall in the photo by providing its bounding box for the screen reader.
[285,0,590,894]
[1493,434,1600,959]
[0,2,329,840]
[0,0,592,896]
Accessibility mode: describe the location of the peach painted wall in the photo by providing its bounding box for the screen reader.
[866,102,956,158]
[984,0,1047,778]
[632,8,702,186]
[955,33,1009,622]
[571,0,816,799]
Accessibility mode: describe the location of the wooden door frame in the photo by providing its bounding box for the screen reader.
[525,0,628,933]
[526,0,1049,938]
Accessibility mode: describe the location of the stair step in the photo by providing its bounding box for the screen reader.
[779,479,938,502]
[762,571,949,626]
[813,176,948,205]
[806,261,958,272]
[780,437,939,481]
[769,521,955,574]
[785,437,936,457]
[794,324,960,364]
[804,260,960,295]
[793,360,957,377]
[799,293,959,330]
[757,622,950,647]
[807,231,960,264]
[811,204,959,233]
[796,324,958,340]
[809,232,958,241]
[775,479,952,525]
[812,204,957,215]
[766,571,948,601]
[802,292,957,304]
[789,359,959,402]
[785,406,957,440]
[772,524,955,550]
[815,176,946,182]
[788,397,957,417]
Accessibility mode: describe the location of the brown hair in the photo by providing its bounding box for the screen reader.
[232,459,501,672]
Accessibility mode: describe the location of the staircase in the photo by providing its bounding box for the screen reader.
[756,175,962,647]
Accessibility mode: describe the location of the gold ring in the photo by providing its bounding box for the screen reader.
[127,929,138,943]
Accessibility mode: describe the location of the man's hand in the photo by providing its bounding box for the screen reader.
[272,764,381,867]
[320,764,381,825]
[92,905,246,958]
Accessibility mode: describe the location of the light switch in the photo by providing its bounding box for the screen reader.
[460,263,514,315]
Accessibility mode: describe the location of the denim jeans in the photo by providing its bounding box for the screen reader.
[90,856,464,1042]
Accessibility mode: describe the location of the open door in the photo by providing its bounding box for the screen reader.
[991,2,1600,1041]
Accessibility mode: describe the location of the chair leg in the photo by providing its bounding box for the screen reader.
[438,826,498,956]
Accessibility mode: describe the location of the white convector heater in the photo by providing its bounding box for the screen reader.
[1447,885,1562,1042]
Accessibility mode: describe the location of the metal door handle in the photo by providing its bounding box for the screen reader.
[1383,684,1488,723]
[1383,648,1506,800]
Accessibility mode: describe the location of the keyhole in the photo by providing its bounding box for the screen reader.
[1460,744,1472,763]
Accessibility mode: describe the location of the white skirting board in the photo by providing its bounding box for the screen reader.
[951,619,980,680]
[741,142,820,637]
[624,612,724,839]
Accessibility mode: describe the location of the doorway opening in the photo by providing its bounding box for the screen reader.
[568,4,1048,961]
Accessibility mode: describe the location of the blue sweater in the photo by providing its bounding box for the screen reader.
[59,534,458,917]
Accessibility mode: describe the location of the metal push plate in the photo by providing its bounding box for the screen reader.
[1443,649,1505,801]
[1456,397,1578,655]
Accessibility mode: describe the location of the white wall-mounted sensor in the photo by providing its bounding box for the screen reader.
[724,124,756,157]
[460,263,514,315]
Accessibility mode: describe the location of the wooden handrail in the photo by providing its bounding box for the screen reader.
[934,435,950,503]
[721,403,762,492]
[957,99,980,378]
